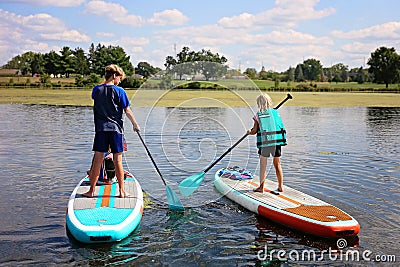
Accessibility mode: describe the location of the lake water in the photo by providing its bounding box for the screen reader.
[0,103,399,266]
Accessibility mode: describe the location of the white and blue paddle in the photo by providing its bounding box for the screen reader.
[137,132,184,211]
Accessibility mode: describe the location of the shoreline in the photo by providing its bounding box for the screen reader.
[0,88,399,107]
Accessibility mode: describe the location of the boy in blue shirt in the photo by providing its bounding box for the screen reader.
[83,64,140,198]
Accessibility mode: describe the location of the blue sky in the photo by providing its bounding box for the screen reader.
[0,0,399,72]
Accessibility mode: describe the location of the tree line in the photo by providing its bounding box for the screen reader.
[244,47,400,88]
[3,44,400,88]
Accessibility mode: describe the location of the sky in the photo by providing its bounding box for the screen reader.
[0,0,399,72]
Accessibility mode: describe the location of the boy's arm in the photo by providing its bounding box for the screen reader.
[124,106,140,132]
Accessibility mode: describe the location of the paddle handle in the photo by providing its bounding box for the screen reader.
[137,132,167,186]
[274,93,293,109]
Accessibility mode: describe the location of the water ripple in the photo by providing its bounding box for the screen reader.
[0,104,399,266]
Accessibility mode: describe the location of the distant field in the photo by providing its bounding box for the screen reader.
[0,76,75,84]
[1,88,399,107]
[1,70,399,92]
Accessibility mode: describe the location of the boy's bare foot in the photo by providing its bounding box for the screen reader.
[253,187,264,193]
[82,192,94,198]
[118,191,131,198]
[278,187,283,192]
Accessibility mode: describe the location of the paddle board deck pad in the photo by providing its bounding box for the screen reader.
[66,171,143,243]
[214,167,360,238]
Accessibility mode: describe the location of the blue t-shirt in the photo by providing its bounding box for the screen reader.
[92,84,130,133]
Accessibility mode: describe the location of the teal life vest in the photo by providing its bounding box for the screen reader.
[256,108,287,148]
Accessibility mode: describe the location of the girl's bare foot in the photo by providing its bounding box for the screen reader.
[253,187,264,193]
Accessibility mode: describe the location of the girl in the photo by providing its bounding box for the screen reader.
[247,93,286,194]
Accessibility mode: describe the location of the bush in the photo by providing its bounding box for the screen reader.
[75,73,101,88]
[120,76,145,88]
[40,74,50,84]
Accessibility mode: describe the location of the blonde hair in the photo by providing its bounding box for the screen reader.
[104,64,126,81]
[256,93,273,111]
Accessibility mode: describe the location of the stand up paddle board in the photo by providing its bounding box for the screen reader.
[214,167,360,238]
[66,171,143,243]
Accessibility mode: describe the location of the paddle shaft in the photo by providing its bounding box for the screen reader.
[204,133,248,173]
[137,131,167,186]
[203,93,293,174]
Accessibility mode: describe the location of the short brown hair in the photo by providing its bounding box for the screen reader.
[104,64,126,80]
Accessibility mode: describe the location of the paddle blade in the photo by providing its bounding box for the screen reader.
[178,172,206,196]
[166,185,184,211]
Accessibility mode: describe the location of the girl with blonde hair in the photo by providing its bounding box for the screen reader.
[247,93,286,194]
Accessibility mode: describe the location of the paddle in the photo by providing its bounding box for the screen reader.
[136,132,184,211]
[178,93,293,196]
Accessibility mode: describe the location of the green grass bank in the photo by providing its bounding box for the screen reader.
[1,88,399,107]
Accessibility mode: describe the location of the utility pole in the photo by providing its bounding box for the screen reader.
[174,43,177,57]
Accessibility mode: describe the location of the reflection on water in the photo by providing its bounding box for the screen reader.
[0,104,399,266]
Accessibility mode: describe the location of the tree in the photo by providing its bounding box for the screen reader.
[135,61,158,78]
[356,66,366,84]
[287,67,295,82]
[31,53,44,76]
[74,47,90,76]
[341,68,349,82]
[302,58,323,81]
[193,49,228,80]
[44,51,61,76]
[367,46,400,88]
[294,64,304,82]
[244,68,257,79]
[16,51,37,75]
[88,43,134,77]
[259,66,268,80]
[195,61,228,80]
[329,63,349,83]
[59,46,75,78]
[164,46,228,80]
[164,55,177,70]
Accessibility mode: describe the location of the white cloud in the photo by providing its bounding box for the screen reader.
[237,43,338,71]
[101,36,150,57]
[253,30,334,46]
[0,9,90,64]
[147,9,189,26]
[332,21,400,39]
[341,42,377,54]
[96,32,115,38]
[218,13,255,28]
[156,24,249,46]
[218,0,335,28]
[0,9,66,33]
[85,0,144,27]
[23,13,67,32]
[41,30,90,42]
[86,1,189,27]
[9,0,85,7]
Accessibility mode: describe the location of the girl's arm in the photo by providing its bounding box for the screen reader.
[247,119,258,135]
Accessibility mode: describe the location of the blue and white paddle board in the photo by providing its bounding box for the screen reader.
[66,172,143,243]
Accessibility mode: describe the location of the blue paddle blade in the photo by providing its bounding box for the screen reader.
[166,185,184,211]
[178,171,206,196]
